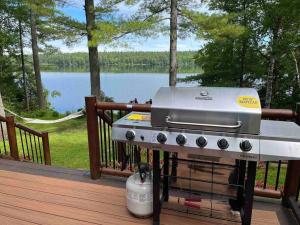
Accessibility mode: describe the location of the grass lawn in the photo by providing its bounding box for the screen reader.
[256,162,287,190]
[28,117,89,169]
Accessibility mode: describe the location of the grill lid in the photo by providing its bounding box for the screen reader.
[151,87,261,134]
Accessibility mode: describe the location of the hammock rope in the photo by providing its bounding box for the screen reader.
[3,108,85,124]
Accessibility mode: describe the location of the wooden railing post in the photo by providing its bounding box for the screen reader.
[282,103,300,206]
[85,96,101,179]
[41,132,51,165]
[6,116,19,160]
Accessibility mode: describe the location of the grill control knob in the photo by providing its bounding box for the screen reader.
[176,134,186,146]
[218,138,229,150]
[125,130,135,141]
[157,133,167,144]
[240,140,252,152]
[196,136,207,148]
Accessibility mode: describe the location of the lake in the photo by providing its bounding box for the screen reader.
[42,72,198,113]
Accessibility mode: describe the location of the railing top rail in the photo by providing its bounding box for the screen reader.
[96,102,151,112]
[0,115,6,122]
[96,102,297,120]
[261,109,297,120]
[15,122,43,137]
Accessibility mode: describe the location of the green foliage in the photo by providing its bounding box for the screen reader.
[100,90,114,102]
[15,106,61,120]
[183,0,300,109]
[183,40,264,87]
[0,1,27,111]
[182,10,245,40]
[0,0,80,112]
[81,0,161,47]
[22,0,81,47]
[134,0,204,38]
[39,51,200,73]
[50,90,61,98]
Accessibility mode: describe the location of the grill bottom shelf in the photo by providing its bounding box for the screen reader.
[163,196,241,223]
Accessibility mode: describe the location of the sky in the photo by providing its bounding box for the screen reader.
[51,2,206,53]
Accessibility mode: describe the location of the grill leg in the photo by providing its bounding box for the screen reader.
[171,153,178,182]
[242,161,257,225]
[153,150,161,225]
[237,160,246,208]
[163,151,169,202]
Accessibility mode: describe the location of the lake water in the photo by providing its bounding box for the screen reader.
[42,72,198,113]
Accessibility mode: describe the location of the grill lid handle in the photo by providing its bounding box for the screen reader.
[165,116,242,129]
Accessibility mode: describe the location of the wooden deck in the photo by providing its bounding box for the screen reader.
[0,159,297,225]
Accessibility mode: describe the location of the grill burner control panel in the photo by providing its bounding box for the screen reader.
[112,112,300,162]
[114,123,260,161]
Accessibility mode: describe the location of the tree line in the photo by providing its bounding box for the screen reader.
[39,51,199,72]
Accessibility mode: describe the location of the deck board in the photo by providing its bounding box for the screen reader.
[0,159,296,225]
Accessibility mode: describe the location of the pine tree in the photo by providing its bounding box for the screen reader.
[184,0,300,108]
[81,0,158,99]
[134,0,204,86]
[20,0,80,109]
[85,0,100,99]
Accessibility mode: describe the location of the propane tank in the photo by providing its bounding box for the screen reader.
[126,163,153,217]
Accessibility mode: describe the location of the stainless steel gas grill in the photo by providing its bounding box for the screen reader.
[113,87,300,162]
[112,87,300,225]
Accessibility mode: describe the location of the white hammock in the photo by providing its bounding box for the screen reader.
[4,108,85,124]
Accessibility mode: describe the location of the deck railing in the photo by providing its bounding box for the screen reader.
[0,114,51,165]
[86,96,300,220]
[0,115,9,156]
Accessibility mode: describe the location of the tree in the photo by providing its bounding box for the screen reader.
[0,1,25,109]
[81,0,158,99]
[12,1,31,110]
[30,7,45,109]
[18,0,81,109]
[184,0,300,109]
[18,18,29,111]
[184,39,264,87]
[134,0,203,86]
[258,0,300,108]
[85,0,100,99]
[0,0,81,110]
[183,1,261,87]
[169,0,178,86]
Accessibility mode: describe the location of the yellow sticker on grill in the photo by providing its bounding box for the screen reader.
[127,114,150,121]
[237,96,260,109]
